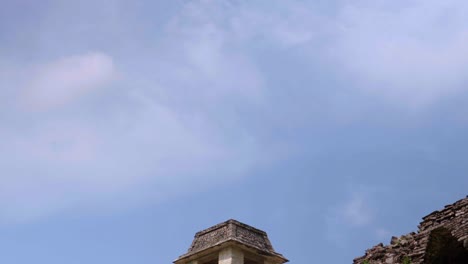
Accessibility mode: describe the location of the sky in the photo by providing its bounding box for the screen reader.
[0,0,467,263]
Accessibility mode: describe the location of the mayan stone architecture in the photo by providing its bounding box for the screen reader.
[174,219,288,264]
[354,195,468,264]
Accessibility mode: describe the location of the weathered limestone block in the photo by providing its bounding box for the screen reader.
[174,220,287,264]
[219,247,243,264]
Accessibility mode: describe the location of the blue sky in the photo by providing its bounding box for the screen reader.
[1,0,467,263]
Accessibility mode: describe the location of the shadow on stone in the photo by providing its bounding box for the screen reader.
[424,227,468,264]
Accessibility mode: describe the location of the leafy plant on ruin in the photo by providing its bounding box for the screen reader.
[402,256,411,264]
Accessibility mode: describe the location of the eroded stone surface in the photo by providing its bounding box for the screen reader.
[354,196,468,264]
[175,219,287,263]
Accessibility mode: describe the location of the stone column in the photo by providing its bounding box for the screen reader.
[219,247,244,264]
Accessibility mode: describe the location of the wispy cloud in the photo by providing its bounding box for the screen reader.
[342,192,373,226]
[332,0,468,107]
[0,1,267,224]
[168,0,468,108]
[326,190,373,234]
[2,0,468,225]
[20,52,115,111]
[324,184,391,247]
[375,227,392,241]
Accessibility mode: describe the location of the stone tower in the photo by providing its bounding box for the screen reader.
[174,219,288,264]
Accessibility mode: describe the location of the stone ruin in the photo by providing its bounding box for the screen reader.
[174,197,468,264]
[354,195,468,264]
[174,219,288,264]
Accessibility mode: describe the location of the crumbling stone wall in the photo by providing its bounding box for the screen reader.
[353,196,468,264]
[424,226,468,263]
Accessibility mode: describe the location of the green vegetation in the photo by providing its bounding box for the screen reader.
[402,256,411,264]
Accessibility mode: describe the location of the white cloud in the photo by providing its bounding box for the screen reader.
[328,191,374,228]
[4,0,468,225]
[332,0,468,107]
[342,192,373,226]
[0,2,269,224]
[324,184,395,247]
[164,0,468,109]
[156,0,267,104]
[229,1,319,47]
[0,92,260,224]
[324,187,377,246]
[21,52,115,111]
[375,228,391,240]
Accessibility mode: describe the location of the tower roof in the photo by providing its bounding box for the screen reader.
[174,219,288,263]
